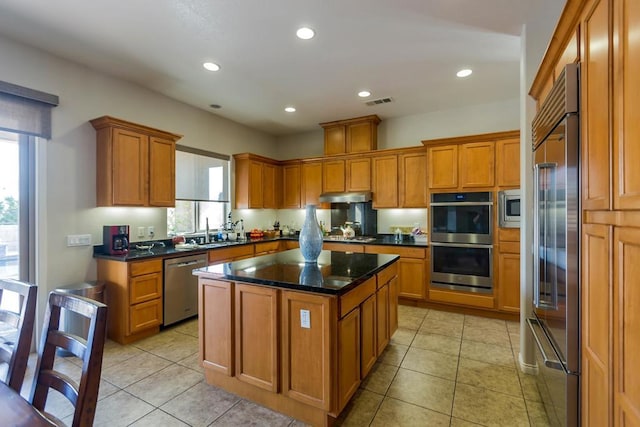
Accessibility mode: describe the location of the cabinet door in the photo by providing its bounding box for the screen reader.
[613,0,640,209]
[248,161,264,208]
[347,121,375,153]
[496,138,520,187]
[497,250,520,313]
[262,162,279,209]
[582,223,612,426]
[583,0,612,210]
[200,279,234,376]
[460,141,495,188]
[301,161,324,206]
[282,163,301,208]
[112,128,148,206]
[235,284,279,391]
[324,125,346,155]
[323,159,346,193]
[129,298,162,334]
[372,155,398,208]
[428,145,458,189]
[346,157,371,192]
[148,136,175,206]
[129,272,162,304]
[399,151,427,207]
[613,227,640,426]
[398,258,426,300]
[281,291,333,411]
[388,276,399,336]
[338,307,360,412]
[360,294,376,378]
[376,284,389,356]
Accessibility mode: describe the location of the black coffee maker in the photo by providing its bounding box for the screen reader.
[103,225,130,255]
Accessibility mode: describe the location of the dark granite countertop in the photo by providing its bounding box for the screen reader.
[93,234,428,262]
[193,249,399,295]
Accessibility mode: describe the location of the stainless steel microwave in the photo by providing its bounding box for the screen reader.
[498,189,521,228]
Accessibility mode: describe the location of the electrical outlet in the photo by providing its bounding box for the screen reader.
[148,226,155,237]
[300,309,311,329]
[137,227,145,238]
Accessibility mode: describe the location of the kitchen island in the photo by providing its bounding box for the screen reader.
[193,249,399,427]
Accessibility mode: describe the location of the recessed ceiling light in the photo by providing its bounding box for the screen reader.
[296,27,315,40]
[456,69,473,78]
[203,62,220,72]
[358,91,371,98]
[285,106,296,113]
[209,104,221,109]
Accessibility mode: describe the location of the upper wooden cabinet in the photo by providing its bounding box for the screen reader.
[346,157,371,192]
[281,162,301,209]
[234,153,281,209]
[496,137,521,187]
[372,154,398,208]
[399,151,427,207]
[90,116,182,207]
[322,159,346,193]
[423,130,519,191]
[319,115,381,156]
[301,161,326,207]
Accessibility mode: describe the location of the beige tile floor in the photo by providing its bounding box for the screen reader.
[18,306,550,426]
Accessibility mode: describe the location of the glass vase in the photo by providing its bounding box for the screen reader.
[299,204,323,263]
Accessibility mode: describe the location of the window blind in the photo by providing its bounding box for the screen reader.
[175,145,230,202]
[0,80,59,139]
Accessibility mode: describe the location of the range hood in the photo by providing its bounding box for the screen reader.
[318,191,372,203]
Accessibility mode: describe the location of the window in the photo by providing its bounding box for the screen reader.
[167,146,230,235]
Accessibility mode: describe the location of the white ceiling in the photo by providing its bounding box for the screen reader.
[0,0,530,136]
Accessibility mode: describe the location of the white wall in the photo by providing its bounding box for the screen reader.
[274,98,520,161]
[0,35,277,329]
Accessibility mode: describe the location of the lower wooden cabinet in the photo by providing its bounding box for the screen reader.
[364,245,427,300]
[97,258,163,344]
[337,307,361,411]
[360,294,377,378]
[497,239,521,313]
[200,279,234,376]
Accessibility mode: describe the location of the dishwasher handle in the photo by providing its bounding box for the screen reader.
[166,258,208,269]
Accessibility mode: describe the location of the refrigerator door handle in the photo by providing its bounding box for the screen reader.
[533,162,558,310]
[527,318,564,371]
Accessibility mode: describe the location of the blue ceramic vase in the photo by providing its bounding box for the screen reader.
[299,262,324,286]
[299,204,323,263]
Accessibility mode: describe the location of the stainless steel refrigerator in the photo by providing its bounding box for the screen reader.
[528,63,580,427]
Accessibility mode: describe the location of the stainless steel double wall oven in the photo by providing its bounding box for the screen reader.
[430,191,493,293]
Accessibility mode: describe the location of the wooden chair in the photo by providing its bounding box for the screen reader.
[29,291,107,427]
[0,278,37,393]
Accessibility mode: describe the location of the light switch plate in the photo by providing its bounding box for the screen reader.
[137,226,145,238]
[66,234,92,247]
[300,309,311,329]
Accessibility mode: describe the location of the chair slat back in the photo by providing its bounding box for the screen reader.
[30,291,107,427]
[0,279,37,393]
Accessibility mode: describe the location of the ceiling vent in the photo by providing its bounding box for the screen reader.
[365,97,393,106]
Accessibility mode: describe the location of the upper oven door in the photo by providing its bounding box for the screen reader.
[430,192,493,244]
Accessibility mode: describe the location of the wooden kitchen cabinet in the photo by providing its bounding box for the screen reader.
[90,116,181,207]
[497,240,521,313]
[320,115,380,155]
[427,145,458,189]
[496,137,521,187]
[200,278,234,375]
[254,241,281,256]
[234,154,281,209]
[365,245,426,300]
[337,307,360,411]
[399,150,428,207]
[322,159,346,193]
[97,258,163,344]
[459,141,495,188]
[209,244,254,264]
[346,157,371,191]
[322,242,364,253]
[281,162,301,208]
[359,294,376,378]
[372,154,398,208]
[301,161,326,207]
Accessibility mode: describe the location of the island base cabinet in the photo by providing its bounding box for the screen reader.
[235,284,279,392]
[199,279,234,376]
[281,291,335,412]
[337,307,361,411]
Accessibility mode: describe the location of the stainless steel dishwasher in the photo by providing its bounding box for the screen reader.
[163,253,208,326]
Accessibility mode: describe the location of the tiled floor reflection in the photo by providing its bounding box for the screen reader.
[19,306,549,426]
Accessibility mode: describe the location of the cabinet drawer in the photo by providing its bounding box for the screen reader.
[254,241,281,255]
[130,272,162,304]
[499,241,520,254]
[428,288,494,309]
[129,298,162,334]
[209,244,254,264]
[340,276,376,318]
[365,245,426,259]
[376,262,398,289]
[130,259,162,276]
[323,242,364,253]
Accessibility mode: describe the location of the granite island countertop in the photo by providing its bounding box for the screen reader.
[193,248,399,296]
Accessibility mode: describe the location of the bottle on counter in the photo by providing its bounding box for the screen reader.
[394,228,403,242]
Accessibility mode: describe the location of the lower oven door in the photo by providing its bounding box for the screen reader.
[430,242,493,293]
